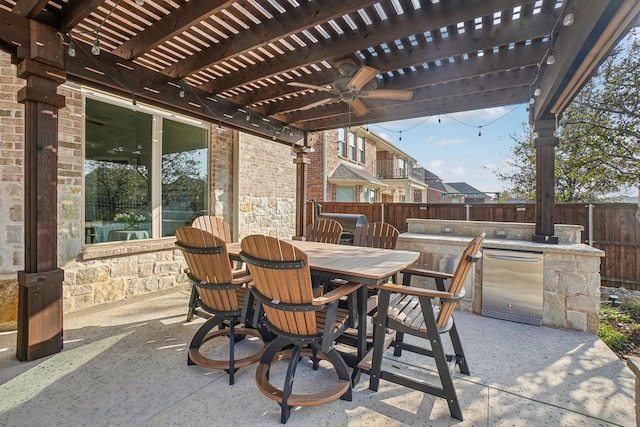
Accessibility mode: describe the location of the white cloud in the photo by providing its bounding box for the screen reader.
[427,160,465,178]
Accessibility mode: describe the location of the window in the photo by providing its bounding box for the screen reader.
[336,186,354,202]
[397,158,405,178]
[364,187,375,203]
[337,128,346,157]
[348,131,356,160]
[84,96,208,244]
[357,135,365,163]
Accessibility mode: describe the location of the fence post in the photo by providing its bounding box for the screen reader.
[381,203,385,223]
[465,204,470,221]
[588,204,594,246]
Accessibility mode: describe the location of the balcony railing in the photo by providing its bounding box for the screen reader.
[376,158,424,180]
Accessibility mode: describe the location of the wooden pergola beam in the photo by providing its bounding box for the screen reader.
[258,43,545,116]
[203,0,554,94]
[294,86,530,131]
[161,0,378,79]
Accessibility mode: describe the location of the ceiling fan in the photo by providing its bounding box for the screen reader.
[287,63,413,116]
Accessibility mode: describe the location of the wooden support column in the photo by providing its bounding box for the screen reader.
[293,133,310,239]
[532,119,559,244]
[16,21,66,361]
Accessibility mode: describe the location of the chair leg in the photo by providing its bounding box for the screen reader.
[448,318,469,375]
[393,331,405,357]
[228,321,236,385]
[369,290,391,392]
[422,299,463,421]
[186,286,200,322]
[188,315,223,365]
[321,344,352,402]
[280,344,303,424]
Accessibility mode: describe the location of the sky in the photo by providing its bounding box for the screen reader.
[371,103,530,195]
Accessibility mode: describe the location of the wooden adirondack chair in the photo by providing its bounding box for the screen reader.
[175,226,269,385]
[187,215,242,322]
[240,235,362,424]
[353,222,399,249]
[306,218,343,244]
[363,233,485,421]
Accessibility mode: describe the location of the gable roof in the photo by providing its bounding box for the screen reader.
[328,163,387,189]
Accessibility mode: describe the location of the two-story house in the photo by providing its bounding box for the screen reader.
[306,126,427,203]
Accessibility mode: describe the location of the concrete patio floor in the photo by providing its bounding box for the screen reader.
[0,287,635,427]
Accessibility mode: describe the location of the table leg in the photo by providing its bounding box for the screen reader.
[350,283,367,385]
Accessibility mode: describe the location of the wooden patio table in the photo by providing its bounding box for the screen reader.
[227,239,420,382]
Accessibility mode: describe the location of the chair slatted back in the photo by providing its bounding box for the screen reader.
[306,219,343,244]
[437,233,485,328]
[176,226,240,312]
[191,215,232,243]
[241,235,316,336]
[353,222,399,249]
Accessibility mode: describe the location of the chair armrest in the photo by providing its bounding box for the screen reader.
[312,281,363,305]
[402,266,453,280]
[231,274,252,285]
[369,282,454,299]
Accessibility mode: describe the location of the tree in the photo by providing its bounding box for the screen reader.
[496,29,639,202]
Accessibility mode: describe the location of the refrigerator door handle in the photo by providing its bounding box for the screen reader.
[486,254,540,262]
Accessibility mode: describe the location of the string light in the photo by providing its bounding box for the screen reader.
[534,87,541,97]
[178,86,185,98]
[563,1,575,26]
[135,0,145,5]
[478,126,482,137]
[546,49,556,65]
[91,33,101,55]
[399,131,402,142]
[67,35,76,57]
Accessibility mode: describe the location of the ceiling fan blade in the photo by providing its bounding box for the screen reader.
[347,66,379,91]
[298,98,336,111]
[287,82,334,92]
[349,99,370,116]
[360,89,414,100]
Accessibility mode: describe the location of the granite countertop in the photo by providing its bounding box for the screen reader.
[398,232,605,257]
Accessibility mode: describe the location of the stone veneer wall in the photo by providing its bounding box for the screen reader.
[399,219,605,334]
[0,50,297,328]
[0,51,24,330]
[237,132,296,239]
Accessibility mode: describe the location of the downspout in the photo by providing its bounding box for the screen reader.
[322,130,327,201]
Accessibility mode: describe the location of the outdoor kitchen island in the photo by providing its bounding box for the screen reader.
[396,219,605,334]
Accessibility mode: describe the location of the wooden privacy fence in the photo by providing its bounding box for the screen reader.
[307,202,640,291]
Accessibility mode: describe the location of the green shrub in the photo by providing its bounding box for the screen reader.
[598,324,627,350]
[624,301,640,317]
[600,307,633,323]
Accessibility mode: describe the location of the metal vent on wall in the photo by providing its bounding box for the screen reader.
[481,309,543,327]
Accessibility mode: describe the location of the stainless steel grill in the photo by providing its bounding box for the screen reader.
[316,213,368,244]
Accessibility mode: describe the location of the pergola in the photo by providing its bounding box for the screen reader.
[0,0,638,360]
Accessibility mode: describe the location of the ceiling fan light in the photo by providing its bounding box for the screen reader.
[546,51,556,65]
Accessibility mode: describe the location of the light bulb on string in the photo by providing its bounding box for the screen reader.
[67,37,76,57]
[135,0,144,5]
[563,2,575,26]
[91,37,100,55]
[478,126,482,137]
[399,131,402,142]
[178,86,185,98]
[534,87,541,97]
[546,50,556,65]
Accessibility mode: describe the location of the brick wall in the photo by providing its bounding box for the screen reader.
[0,51,24,330]
[0,49,297,326]
[237,132,296,238]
